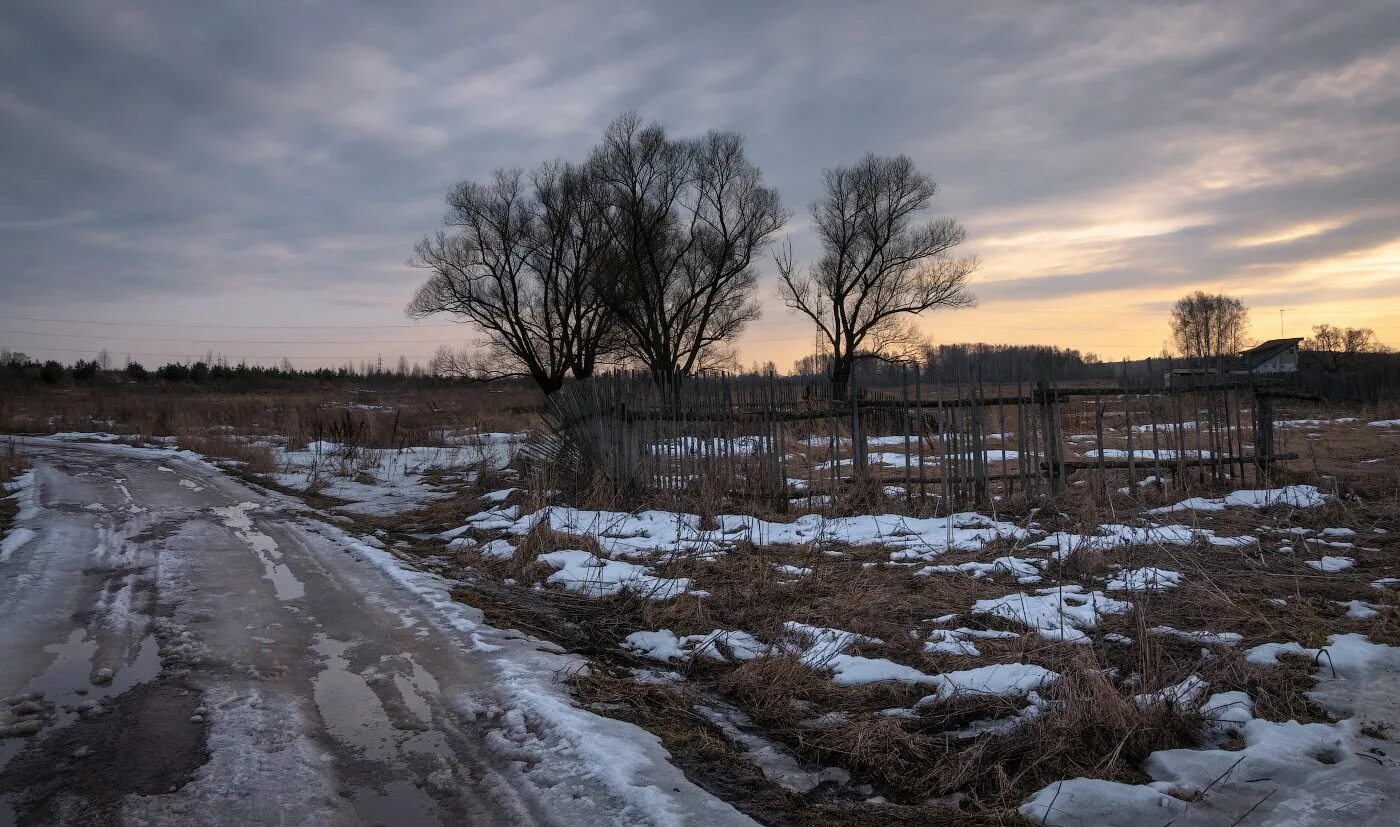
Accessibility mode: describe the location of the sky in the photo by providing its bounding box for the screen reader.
[2,0,1398,372]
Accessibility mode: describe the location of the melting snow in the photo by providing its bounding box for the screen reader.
[1106,567,1183,591]
[923,627,1020,657]
[917,556,1044,583]
[624,629,768,663]
[1306,555,1355,572]
[915,663,1060,703]
[1149,485,1326,513]
[536,550,694,599]
[973,587,1132,643]
[494,507,1026,560]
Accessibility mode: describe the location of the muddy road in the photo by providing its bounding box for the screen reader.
[0,439,751,826]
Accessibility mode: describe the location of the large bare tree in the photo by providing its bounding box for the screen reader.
[778,154,976,399]
[1168,291,1249,361]
[589,113,787,384]
[407,161,615,394]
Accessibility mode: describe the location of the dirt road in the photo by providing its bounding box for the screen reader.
[0,439,752,826]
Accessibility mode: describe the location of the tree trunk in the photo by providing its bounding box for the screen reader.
[830,356,854,401]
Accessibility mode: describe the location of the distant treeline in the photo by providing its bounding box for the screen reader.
[792,343,1112,385]
[0,349,455,390]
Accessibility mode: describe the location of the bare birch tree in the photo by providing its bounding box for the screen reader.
[778,154,976,399]
[1169,292,1249,361]
[407,161,615,394]
[589,113,787,384]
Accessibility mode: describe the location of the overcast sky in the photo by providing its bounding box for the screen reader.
[3,0,1398,369]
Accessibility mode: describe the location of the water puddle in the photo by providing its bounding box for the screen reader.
[351,779,441,826]
[0,629,162,773]
[212,503,305,601]
[393,654,441,725]
[310,636,448,824]
[311,636,401,763]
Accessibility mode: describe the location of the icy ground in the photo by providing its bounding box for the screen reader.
[0,438,750,825]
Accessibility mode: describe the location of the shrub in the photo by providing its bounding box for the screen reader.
[38,361,64,384]
[71,359,99,380]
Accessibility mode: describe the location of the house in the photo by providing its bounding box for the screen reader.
[1238,337,1303,374]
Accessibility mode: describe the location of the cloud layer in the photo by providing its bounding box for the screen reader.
[2,0,1397,366]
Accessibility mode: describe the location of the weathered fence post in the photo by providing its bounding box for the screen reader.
[1037,380,1064,496]
[1254,390,1275,483]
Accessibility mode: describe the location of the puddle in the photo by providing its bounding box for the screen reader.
[0,629,162,774]
[310,636,449,824]
[393,654,441,725]
[212,503,305,601]
[311,636,401,763]
[352,779,441,826]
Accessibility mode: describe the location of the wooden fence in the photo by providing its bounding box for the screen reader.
[529,368,1292,511]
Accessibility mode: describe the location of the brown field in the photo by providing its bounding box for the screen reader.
[3,381,1398,824]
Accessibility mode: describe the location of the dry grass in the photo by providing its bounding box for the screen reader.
[1,440,31,537]
[437,403,1397,823]
[0,383,542,450]
[0,440,28,486]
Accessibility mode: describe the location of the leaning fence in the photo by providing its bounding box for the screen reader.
[529,366,1294,512]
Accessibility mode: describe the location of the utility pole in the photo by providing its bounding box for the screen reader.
[1279,309,1286,337]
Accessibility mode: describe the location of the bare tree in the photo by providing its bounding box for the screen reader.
[1168,292,1249,361]
[408,161,615,394]
[589,113,787,384]
[1303,323,1390,371]
[778,154,976,399]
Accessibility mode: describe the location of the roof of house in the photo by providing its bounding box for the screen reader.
[1239,337,1303,366]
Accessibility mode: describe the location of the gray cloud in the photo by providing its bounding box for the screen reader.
[2,0,1397,363]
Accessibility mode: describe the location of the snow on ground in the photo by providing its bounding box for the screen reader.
[1337,600,1380,620]
[923,627,1020,657]
[781,619,1056,697]
[1106,567,1183,591]
[1133,421,1197,432]
[536,550,696,599]
[917,556,1044,584]
[972,586,1132,643]
[916,663,1060,703]
[2,468,38,562]
[780,622,881,666]
[649,436,772,456]
[817,450,1020,470]
[624,629,768,663]
[1133,674,1208,709]
[1306,555,1355,572]
[1149,484,1326,513]
[44,431,126,442]
[489,506,1027,560]
[1085,448,1211,459]
[1276,417,1359,428]
[1150,626,1242,647]
[1367,419,1400,427]
[1024,634,1400,826]
[273,437,521,516]
[1031,523,1255,557]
